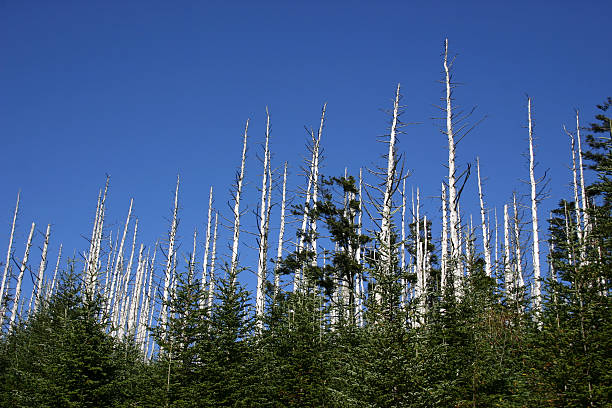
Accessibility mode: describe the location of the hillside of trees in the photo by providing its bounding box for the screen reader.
[0,44,610,407]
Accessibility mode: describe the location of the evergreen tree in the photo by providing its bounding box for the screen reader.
[0,263,143,407]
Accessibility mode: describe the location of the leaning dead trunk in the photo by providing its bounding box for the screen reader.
[34,224,51,312]
[0,192,19,319]
[379,85,400,283]
[46,244,62,302]
[230,121,249,283]
[10,222,35,328]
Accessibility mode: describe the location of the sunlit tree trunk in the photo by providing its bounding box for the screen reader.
[46,243,62,302]
[230,121,249,283]
[33,224,51,312]
[503,205,512,298]
[10,222,35,329]
[476,158,492,276]
[274,162,288,297]
[444,39,461,298]
[161,177,179,337]
[512,193,524,289]
[208,212,219,313]
[201,186,213,308]
[256,109,271,323]
[119,218,138,339]
[527,98,542,312]
[0,192,19,320]
[108,199,133,320]
[441,183,448,292]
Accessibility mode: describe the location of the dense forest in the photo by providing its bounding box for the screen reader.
[0,44,610,407]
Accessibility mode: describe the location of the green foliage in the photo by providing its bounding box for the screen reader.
[1,101,611,407]
[0,264,146,407]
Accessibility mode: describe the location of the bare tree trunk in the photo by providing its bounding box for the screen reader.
[189,229,197,282]
[566,126,583,244]
[379,85,400,288]
[10,222,35,329]
[512,193,525,289]
[444,39,461,298]
[208,212,219,313]
[34,224,51,312]
[256,109,272,322]
[108,199,133,320]
[201,186,213,308]
[161,176,180,337]
[86,177,109,297]
[400,180,406,310]
[575,111,589,231]
[230,121,249,283]
[310,104,326,269]
[503,205,512,299]
[527,98,542,312]
[0,192,19,319]
[46,244,62,302]
[355,168,364,327]
[476,158,492,277]
[127,244,145,339]
[494,208,499,279]
[119,218,138,339]
[274,162,288,297]
[441,183,448,292]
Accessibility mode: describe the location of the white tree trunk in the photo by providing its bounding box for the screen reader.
[274,162,288,297]
[208,212,219,313]
[34,224,51,312]
[444,39,461,298]
[400,179,406,309]
[379,84,400,285]
[441,183,448,292]
[355,168,364,327]
[10,222,35,328]
[512,194,524,289]
[476,158,492,277]
[139,252,154,352]
[230,121,249,282]
[161,176,179,336]
[189,228,197,282]
[201,186,213,308]
[310,104,326,268]
[108,199,133,320]
[46,243,62,302]
[119,218,138,339]
[567,126,583,243]
[0,192,19,319]
[575,111,589,231]
[127,243,145,338]
[503,205,512,298]
[494,208,499,276]
[415,188,422,321]
[256,109,271,322]
[527,98,542,312]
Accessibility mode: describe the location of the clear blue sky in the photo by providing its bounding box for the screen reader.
[0,1,609,295]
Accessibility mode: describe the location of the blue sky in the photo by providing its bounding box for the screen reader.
[0,1,609,297]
